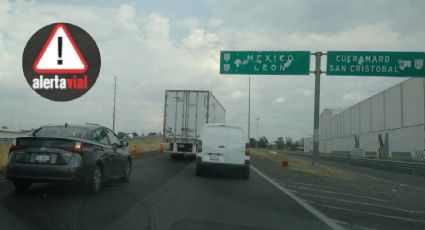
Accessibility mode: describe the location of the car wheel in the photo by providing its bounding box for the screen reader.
[87,166,103,194]
[13,180,31,192]
[120,160,132,182]
[242,166,250,179]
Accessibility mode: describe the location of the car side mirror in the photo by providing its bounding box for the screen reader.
[121,140,129,147]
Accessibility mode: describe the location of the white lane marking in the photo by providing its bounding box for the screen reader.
[308,201,425,224]
[281,184,388,202]
[285,181,370,196]
[332,219,379,230]
[298,192,424,214]
[251,165,346,230]
[355,172,425,193]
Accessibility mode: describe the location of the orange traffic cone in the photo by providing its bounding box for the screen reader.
[159,142,164,155]
[131,145,139,159]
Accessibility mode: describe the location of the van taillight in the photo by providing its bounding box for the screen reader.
[245,143,250,156]
[197,140,202,153]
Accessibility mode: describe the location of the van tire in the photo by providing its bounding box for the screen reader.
[170,154,176,160]
[242,166,250,179]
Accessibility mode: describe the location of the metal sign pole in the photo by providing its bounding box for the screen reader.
[248,76,251,141]
[312,52,322,166]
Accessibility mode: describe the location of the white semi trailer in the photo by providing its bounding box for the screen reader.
[163,90,225,159]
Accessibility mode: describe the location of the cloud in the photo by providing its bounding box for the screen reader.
[271,96,285,105]
[115,4,139,32]
[342,92,367,103]
[208,0,425,35]
[144,12,170,43]
[182,28,219,49]
[230,90,244,99]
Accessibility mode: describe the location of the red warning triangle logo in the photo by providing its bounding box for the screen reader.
[33,23,88,74]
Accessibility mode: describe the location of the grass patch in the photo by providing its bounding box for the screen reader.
[128,137,164,154]
[251,148,357,180]
[0,143,11,180]
[0,143,11,168]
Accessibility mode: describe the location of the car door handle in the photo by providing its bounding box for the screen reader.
[218,145,226,148]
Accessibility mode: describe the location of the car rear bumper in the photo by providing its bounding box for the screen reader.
[6,162,83,183]
[196,157,250,171]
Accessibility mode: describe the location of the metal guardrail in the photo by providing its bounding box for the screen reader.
[0,138,14,144]
[319,154,425,176]
[130,135,162,140]
[287,152,425,176]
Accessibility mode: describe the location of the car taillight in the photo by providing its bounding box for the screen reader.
[64,142,83,154]
[9,139,23,153]
[9,145,23,153]
[245,143,250,156]
[197,140,202,153]
[73,142,83,154]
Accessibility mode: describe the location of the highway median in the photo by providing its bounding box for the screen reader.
[251,148,357,180]
[0,142,11,181]
[128,136,164,155]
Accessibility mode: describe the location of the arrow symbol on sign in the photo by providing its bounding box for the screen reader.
[234,59,242,67]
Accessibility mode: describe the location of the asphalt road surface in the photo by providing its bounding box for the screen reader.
[0,152,424,230]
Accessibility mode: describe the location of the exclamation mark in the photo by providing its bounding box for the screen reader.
[57,36,63,65]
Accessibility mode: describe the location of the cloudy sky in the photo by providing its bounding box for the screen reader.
[1,0,424,141]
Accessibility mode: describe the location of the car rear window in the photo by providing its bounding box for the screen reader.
[34,126,89,139]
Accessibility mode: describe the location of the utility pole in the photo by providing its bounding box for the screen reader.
[312,52,323,166]
[255,117,260,142]
[113,75,117,132]
[248,76,251,140]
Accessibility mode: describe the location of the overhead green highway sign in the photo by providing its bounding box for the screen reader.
[220,51,310,75]
[327,51,425,77]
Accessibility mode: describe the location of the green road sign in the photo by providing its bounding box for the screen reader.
[327,51,425,77]
[220,51,310,75]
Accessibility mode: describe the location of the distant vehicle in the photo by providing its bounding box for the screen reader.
[163,90,225,159]
[195,124,250,179]
[6,124,131,194]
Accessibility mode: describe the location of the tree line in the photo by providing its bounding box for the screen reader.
[249,136,304,151]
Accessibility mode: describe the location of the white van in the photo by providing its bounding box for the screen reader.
[195,124,250,179]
